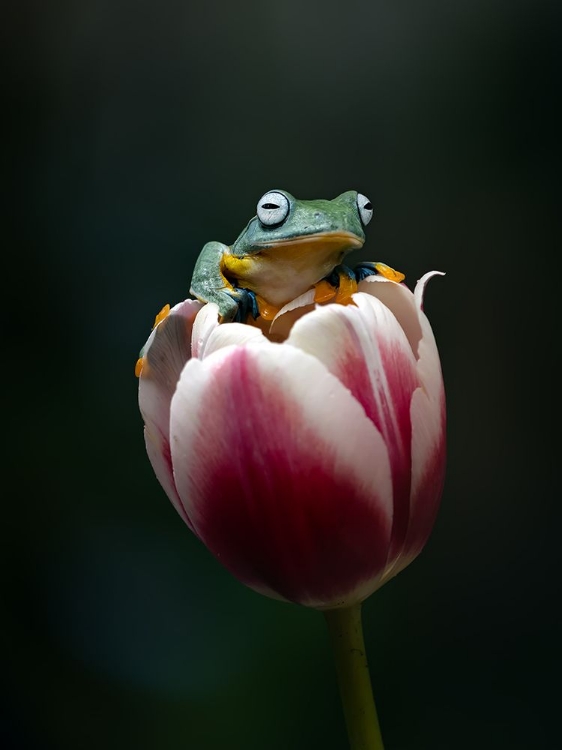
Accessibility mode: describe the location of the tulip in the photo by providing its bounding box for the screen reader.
[137,271,446,749]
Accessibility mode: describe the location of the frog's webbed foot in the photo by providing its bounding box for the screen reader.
[227,286,259,323]
[353,262,405,283]
[315,264,358,305]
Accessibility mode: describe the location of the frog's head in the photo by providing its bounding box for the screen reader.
[231,189,373,259]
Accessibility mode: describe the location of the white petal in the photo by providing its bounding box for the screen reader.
[269,289,317,341]
[192,302,268,357]
[138,298,202,526]
[138,299,202,435]
[273,288,317,322]
[387,270,446,575]
[287,293,419,445]
[357,276,422,357]
[191,303,220,359]
[410,271,446,494]
[144,425,193,528]
[415,270,446,312]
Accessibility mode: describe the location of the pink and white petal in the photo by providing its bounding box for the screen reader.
[396,383,446,574]
[409,272,446,528]
[138,298,202,526]
[170,343,394,608]
[382,271,446,576]
[138,299,202,436]
[399,272,446,566]
[357,276,422,357]
[287,295,420,560]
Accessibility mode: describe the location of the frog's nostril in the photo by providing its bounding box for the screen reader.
[314,212,321,218]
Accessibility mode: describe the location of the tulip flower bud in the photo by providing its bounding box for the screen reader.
[138,272,446,610]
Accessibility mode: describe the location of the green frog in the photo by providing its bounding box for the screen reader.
[189,188,404,323]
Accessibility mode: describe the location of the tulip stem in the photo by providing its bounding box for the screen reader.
[324,604,384,750]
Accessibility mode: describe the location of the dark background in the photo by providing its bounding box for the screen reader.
[4,1,559,748]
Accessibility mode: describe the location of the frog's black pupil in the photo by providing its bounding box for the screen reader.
[364,202,373,210]
[262,203,279,209]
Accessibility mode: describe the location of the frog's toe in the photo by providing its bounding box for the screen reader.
[228,287,259,323]
[354,262,405,283]
[320,264,357,305]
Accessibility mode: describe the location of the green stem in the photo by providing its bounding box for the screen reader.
[323,603,384,750]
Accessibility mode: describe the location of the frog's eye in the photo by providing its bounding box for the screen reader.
[357,193,373,226]
[257,191,290,227]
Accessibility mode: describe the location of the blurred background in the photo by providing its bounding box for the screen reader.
[4,1,559,748]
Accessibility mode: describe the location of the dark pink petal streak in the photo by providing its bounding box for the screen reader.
[342,331,418,559]
[290,299,420,560]
[398,389,447,572]
[179,348,391,607]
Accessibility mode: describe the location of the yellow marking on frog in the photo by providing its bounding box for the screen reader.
[375,263,405,283]
[221,253,254,281]
[255,295,280,321]
[334,273,358,305]
[314,279,337,303]
[153,303,171,328]
[135,357,145,378]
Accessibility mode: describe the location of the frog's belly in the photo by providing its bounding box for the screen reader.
[222,234,362,307]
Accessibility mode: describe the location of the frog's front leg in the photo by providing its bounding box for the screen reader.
[190,241,257,323]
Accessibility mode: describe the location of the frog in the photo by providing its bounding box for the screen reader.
[189,188,404,323]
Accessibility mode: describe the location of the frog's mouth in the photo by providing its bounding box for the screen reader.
[255,230,363,257]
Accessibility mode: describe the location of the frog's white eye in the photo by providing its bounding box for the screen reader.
[257,191,290,227]
[357,193,373,226]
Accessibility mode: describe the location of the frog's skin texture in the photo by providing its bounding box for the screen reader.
[190,189,377,323]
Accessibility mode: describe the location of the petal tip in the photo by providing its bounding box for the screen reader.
[414,270,445,310]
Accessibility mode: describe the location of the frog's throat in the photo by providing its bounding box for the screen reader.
[221,231,364,309]
[223,230,364,279]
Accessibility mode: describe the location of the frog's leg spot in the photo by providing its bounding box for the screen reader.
[354,261,405,283]
[314,279,338,303]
